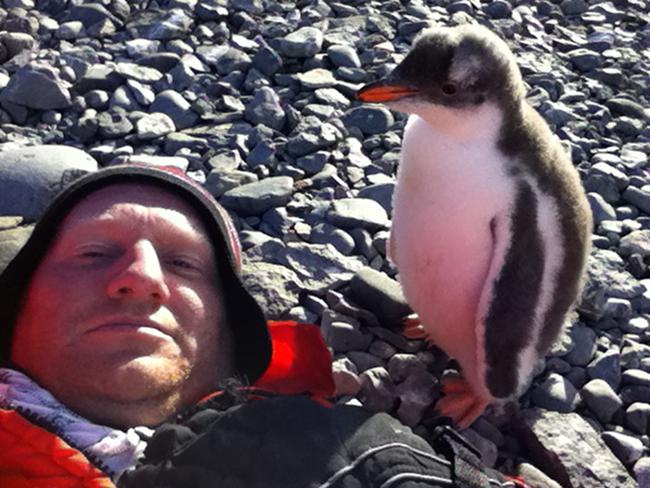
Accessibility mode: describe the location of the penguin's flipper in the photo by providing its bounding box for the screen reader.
[478,183,545,400]
[435,377,489,428]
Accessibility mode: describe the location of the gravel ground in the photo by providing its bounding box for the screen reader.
[0,0,648,486]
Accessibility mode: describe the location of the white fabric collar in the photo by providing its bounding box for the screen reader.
[0,368,153,481]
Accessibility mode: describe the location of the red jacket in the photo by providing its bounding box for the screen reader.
[0,321,335,488]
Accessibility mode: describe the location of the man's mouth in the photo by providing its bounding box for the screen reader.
[89,317,173,340]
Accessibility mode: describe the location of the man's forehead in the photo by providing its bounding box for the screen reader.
[58,182,211,238]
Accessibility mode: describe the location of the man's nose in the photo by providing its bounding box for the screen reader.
[106,240,171,303]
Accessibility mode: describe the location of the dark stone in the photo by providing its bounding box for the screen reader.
[349,267,412,328]
[343,106,394,135]
[1,65,71,109]
[220,176,293,216]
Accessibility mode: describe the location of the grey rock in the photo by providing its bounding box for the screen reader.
[321,311,370,353]
[1,65,71,109]
[69,113,99,143]
[61,3,121,29]
[279,27,323,58]
[149,90,198,130]
[164,133,208,155]
[625,403,650,435]
[621,340,650,371]
[230,0,264,14]
[0,225,33,274]
[327,289,380,328]
[530,373,580,413]
[567,48,602,72]
[343,106,394,136]
[587,192,616,225]
[581,379,623,424]
[240,261,302,319]
[622,316,649,334]
[603,297,632,320]
[97,111,133,138]
[110,85,141,111]
[560,0,587,15]
[314,88,351,110]
[347,351,384,373]
[281,242,365,294]
[623,369,650,388]
[295,152,329,175]
[590,162,629,191]
[620,150,648,171]
[359,367,396,412]
[0,145,97,220]
[368,326,425,354]
[244,86,285,131]
[620,230,650,257]
[327,198,389,231]
[602,431,645,465]
[287,120,343,157]
[349,267,411,328]
[587,349,621,390]
[126,9,193,40]
[585,250,645,300]
[57,21,85,40]
[607,98,648,120]
[252,42,283,77]
[310,222,355,255]
[206,150,243,173]
[205,170,258,198]
[0,32,36,59]
[634,457,650,488]
[486,0,512,18]
[296,69,337,90]
[395,369,437,427]
[358,182,395,215]
[86,90,110,109]
[387,354,426,383]
[220,176,293,216]
[247,140,275,168]
[197,46,251,75]
[135,112,175,139]
[563,325,597,367]
[138,53,181,72]
[621,386,650,407]
[327,44,361,68]
[567,367,588,390]
[115,62,163,83]
[332,357,362,396]
[519,409,636,488]
[126,80,155,106]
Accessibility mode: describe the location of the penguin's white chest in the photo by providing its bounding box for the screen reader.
[391,112,516,386]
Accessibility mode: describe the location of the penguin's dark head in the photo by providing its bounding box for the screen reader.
[357,24,525,111]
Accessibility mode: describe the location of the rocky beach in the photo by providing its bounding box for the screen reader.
[0,0,648,486]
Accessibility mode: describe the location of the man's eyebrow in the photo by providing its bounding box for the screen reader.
[58,215,214,250]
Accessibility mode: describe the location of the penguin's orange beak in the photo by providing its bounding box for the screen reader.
[357,80,420,102]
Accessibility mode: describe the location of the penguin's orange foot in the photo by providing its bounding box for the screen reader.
[402,313,429,340]
[435,377,489,429]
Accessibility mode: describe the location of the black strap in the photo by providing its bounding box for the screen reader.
[430,424,493,488]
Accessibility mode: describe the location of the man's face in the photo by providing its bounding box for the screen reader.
[10,183,233,425]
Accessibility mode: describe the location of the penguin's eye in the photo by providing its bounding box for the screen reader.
[441,83,457,96]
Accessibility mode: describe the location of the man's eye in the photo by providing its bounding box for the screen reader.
[77,248,110,259]
[168,258,198,270]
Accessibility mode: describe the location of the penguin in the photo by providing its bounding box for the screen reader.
[356,24,592,428]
